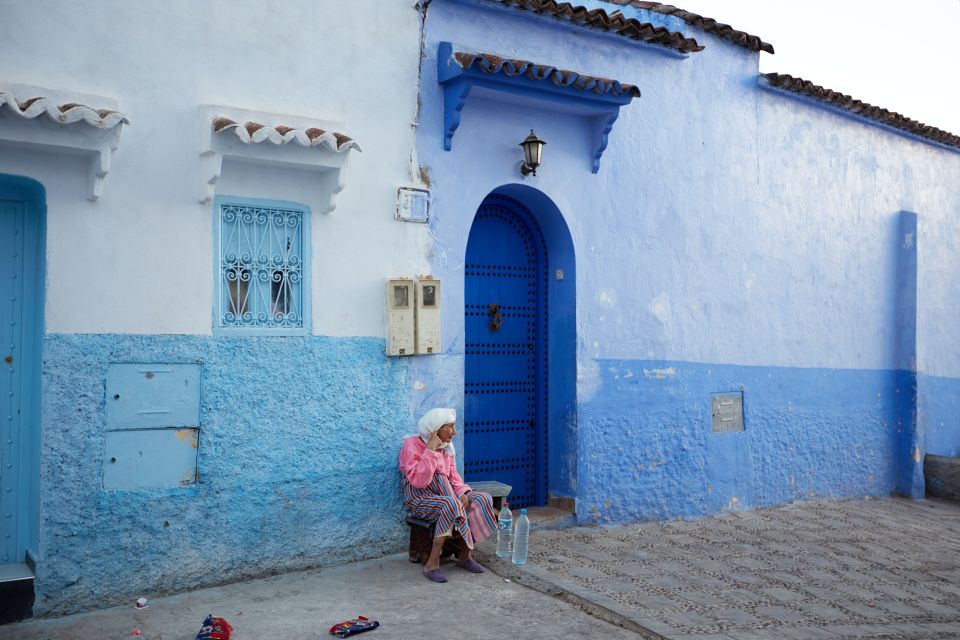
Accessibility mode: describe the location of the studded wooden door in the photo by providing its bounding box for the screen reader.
[464,193,547,508]
[0,193,40,566]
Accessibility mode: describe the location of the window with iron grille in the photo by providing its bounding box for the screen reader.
[214,197,311,335]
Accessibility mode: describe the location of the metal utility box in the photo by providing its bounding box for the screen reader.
[415,277,441,355]
[711,392,745,433]
[386,278,415,356]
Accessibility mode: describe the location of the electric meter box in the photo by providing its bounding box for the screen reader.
[386,278,415,356]
[415,277,441,355]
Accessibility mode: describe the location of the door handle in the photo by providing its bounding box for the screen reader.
[487,304,503,331]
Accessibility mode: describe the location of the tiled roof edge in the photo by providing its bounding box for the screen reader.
[0,91,129,128]
[454,51,641,97]
[609,1,774,53]
[491,0,704,54]
[212,117,361,152]
[761,73,960,152]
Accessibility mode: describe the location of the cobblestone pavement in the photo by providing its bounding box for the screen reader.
[480,497,960,640]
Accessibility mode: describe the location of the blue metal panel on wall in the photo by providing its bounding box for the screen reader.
[106,364,201,429]
[103,429,199,490]
[464,193,548,507]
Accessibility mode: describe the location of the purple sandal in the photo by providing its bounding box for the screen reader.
[422,568,448,583]
[456,558,485,573]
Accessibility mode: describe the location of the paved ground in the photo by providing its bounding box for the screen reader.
[0,553,639,640]
[479,497,960,640]
[3,496,958,639]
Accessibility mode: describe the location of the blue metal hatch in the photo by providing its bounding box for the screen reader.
[464,193,548,508]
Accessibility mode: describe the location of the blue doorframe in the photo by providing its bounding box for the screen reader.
[0,174,45,570]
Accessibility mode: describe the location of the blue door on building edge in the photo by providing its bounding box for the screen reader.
[464,193,548,508]
[0,178,43,568]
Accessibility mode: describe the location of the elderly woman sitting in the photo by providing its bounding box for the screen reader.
[399,408,497,583]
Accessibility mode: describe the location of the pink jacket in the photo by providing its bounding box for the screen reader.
[399,437,472,497]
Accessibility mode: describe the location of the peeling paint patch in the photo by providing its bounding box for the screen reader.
[174,428,198,448]
[179,468,198,486]
[722,495,742,512]
[643,367,677,379]
[577,358,601,404]
[648,293,671,322]
[597,289,616,306]
[903,232,914,249]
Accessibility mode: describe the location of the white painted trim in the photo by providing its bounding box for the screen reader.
[198,105,359,213]
[0,84,128,201]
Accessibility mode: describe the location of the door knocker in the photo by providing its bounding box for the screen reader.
[487,304,503,331]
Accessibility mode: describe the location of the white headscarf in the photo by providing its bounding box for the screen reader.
[408,407,457,458]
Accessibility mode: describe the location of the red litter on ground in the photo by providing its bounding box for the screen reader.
[196,615,233,640]
[329,616,380,637]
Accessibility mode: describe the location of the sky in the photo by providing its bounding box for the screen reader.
[672,0,960,135]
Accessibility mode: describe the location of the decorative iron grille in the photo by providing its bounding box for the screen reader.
[217,201,306,331]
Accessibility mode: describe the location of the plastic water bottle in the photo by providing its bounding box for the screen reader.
[512,508,530,565]
[496,502,513,558]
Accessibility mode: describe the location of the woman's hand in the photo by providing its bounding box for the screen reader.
[426,431,444,451]
[459,494,470,511]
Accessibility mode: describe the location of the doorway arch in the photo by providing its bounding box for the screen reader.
[463,185,576,509]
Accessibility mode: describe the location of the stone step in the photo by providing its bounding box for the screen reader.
[925,454,960,501]
[524,506,577,531]
[0,563,34,624]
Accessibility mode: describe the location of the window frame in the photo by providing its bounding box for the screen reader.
[212,195,312,336]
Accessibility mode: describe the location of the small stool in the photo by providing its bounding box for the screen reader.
[404,517,468,564]
[467,481,512,510]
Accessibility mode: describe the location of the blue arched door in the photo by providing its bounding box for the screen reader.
[464,193,547,508]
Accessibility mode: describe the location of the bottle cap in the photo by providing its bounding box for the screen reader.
[521,508,527,513]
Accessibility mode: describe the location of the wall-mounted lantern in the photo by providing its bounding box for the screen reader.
[519,129,546,177]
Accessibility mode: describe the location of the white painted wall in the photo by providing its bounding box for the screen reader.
[0,0,428,336]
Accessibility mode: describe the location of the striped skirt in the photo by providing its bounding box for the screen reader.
[401,473,497,549]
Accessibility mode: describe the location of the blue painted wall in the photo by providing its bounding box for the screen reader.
[417,0,960,526]
[37,334,412,615]
[578,360,902,522]
[920,374,960,458]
